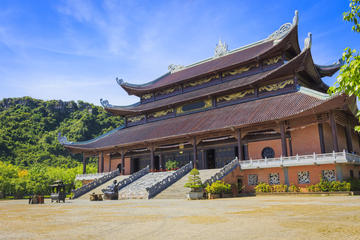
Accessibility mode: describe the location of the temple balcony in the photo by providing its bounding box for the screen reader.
[240,150,360,170]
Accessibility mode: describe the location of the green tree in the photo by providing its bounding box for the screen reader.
[329,0,360,130]
[184,168,203,192]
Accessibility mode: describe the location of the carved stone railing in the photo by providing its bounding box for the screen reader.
[75,172,109,181]
[146,162,193,199]
[72,169,120,199]
[203,157,240,186]
[115,165,150,191]
[240,150,360,169]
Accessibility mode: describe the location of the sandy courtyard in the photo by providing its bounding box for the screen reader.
[1,196,360,240]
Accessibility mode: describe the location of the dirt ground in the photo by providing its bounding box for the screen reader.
[1,196,360,240]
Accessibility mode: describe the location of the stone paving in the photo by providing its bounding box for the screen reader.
[118,172,173,199]
[1,196,360,240]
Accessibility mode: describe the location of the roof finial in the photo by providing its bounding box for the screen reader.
[214,39,229,58]
[57,132,70,145]
[293,10,299,26]
[168,64,185,73]
[100,98,112,108]
[116,77,124,86]
[304,32,312,49]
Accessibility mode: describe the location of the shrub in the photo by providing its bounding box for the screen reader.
[165,160,179,170]
[346,178,360,191]
[184,168,203,192]
[205,180,231,194]
[307,180,351,192]
[272,184,288,192]
[288,184,300,192]
[254,183,271,193]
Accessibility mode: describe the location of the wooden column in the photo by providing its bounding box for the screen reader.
[279,121,288,157]
[193,136,198,169]
[101,152,104,173]
[329,111,339,152]
[159,154,163,170]
[82,154,86,174]
[121,152,125,175]
[201,150,206,169]
[318,123,325,153]
[108,153,111,172]
[236,129,243,160]
[150,148,155,171]
[244,144,249,160]
[345,125,353,153]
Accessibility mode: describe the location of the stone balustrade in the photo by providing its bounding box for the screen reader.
[72,169,120,199]
[240,150,360,169]
[115,165,150,191]
[75,172,109,181]
[146,161,193,199]
[203,158,240,186]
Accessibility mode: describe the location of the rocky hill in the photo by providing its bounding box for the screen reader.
[0,97,123,168]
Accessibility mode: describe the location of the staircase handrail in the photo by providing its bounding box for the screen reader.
[115,165,150,191]
[72,169,120,199]
[203,157,240,186]
[146,161,193,199]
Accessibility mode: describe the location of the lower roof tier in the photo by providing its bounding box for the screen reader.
[62,87,348,152]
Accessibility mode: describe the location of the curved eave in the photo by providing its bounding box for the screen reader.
[315,61,342,77]
[63,92,348,154]
[120,23,301,96]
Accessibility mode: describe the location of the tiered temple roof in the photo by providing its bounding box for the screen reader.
[61,11,348,153]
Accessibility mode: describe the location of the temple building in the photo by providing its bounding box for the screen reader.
[61,11,360,191]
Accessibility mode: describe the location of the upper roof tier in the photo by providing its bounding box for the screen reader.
[119,11,301,96]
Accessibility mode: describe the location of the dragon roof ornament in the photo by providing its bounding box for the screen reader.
[268,10,298,42]
[116,77,124,86]
[214,39,229,58]
[57,132,71,145]
[304,32,312,49]
[100,98,113,108]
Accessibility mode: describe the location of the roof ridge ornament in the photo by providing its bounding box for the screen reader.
[168,64,185,74]
[268,10,298,41]
[214,39,229,58]
[57,132,71,145]
[116,77,124,86]
[304,32,312,49]
[100,98,113,108]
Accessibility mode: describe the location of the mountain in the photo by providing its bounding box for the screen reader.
[0,97,123,168]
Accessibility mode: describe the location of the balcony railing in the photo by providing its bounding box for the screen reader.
[240,150,360,169]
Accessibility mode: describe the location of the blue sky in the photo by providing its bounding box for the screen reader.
[0,0,359,106]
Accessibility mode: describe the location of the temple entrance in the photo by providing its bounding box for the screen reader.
[117,163,122,173]
[206,149,216,169]
[132,158,140,172]
[154,156,160,170]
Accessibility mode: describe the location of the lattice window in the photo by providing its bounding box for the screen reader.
[322,170,336,182]
[269,173,280,185]
[297,171,310,184]
[248,174,258,186]
[262,147,275,158]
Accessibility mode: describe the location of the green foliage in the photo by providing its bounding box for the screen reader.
[346,178,360,191]
[307,180,351,192]
[0,97,123,167]
[254,183,288,193]
[343,0,360,33]
[184,168,203,191]
[288,184,300,192]
[165,160,179,170]
[0,161,96,198]
[329,0,360,131]
[205,180,231,194]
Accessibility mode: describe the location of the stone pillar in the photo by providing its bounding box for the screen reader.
[236,129,243,160]
[329,111,339,152]
[279,121,288,157]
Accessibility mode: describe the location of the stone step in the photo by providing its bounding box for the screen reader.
[78,175,129,200]
[119,172,173,199]
[155,169,221,199]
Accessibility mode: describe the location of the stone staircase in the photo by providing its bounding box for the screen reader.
[118,172,173,199]
[78,175,128,200]
[155,169,220,199]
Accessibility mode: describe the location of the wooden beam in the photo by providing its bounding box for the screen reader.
[329,111,339,152]
[279,121,288,157]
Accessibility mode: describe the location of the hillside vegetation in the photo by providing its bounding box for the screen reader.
[0,97,123,167]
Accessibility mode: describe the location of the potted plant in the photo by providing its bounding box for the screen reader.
[184,168,204,200]
[205,180,232,199]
